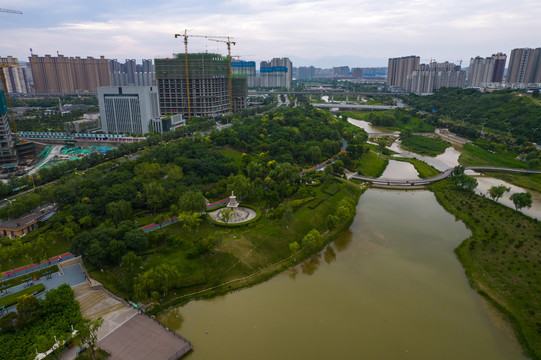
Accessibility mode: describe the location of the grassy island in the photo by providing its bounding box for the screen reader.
[400,135,451,156]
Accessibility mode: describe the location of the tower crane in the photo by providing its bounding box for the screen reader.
[207,37,236,114]
[0,8,22,14]
[174,30,229,119]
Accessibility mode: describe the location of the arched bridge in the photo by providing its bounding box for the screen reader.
[351,166,541,187]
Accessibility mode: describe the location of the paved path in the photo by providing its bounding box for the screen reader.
[98,314,192,360]
[351,166,541,186]
[1,262,86,315]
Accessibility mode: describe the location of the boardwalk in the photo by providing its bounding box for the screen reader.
[351,166,541,187]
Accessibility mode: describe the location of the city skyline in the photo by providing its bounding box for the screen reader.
[1,0,540,68]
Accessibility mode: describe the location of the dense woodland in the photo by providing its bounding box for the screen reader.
[404,88,541,144]
[0,105,366,302]
[0,284,83,360]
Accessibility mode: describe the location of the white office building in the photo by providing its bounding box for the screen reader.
[98,86,160,134]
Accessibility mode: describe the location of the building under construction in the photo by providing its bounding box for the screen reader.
[0,82,18,169]
[155,53,247,118]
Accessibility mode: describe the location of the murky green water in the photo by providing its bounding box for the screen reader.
[159,189,526,359]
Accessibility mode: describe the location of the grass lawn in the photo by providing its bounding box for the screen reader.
[356,151,389,177]
[341,110,435,133]
[92,180,364,313]
[400,135,451,156]
[393,158,440,178]
[431,180,541,359]
[459,143,529,169]
[218,146,246,169]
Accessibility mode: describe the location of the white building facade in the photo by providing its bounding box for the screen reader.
[98,86,160,134]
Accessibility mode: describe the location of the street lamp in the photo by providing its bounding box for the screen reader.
[3,198,13,206]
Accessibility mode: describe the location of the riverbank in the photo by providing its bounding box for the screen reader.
[89,179,365,315]
[430,180,541,359]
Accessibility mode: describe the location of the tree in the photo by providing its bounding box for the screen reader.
[510,192,532,211]
[327,214,339,229]
[400,128,412,140]
[17,294,42,326]
[177,211,203,237]
[226,174,254,200]
[120,251,143,295]
[143,182,166,214]
[107,240,127,265]
[308,145,321,163]
[301,229,322,252]
[488,185,510,201]
[377,139,386,153]
[219,208,233,227]
[289,241,300,253]
[178,190,207,213]
[451,165,465,176]
[77,317,104,359]
[451,174,478,192]
[124,229,148,254]
[106,200,132,226]
[133,264,181,300]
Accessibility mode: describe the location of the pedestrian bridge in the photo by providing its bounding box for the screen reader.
[350,166,541,187]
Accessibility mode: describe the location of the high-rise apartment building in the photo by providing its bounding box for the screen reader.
[387,56,420,89]
[259,58,292,88]
[155,53,246,117]
[231,61,256,87]
[110,59,155,86]
[0,57,31,94]
[28,54,111,94]
[491,52,506,83]
[406,62,466,94]
[98,86,160,134]
[506,48,541,85]
[296,66,316,80]
[352,68,364,79]
[333,66,350,77]
[468,53,507,87]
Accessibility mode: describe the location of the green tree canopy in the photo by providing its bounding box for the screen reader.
[488,185,510,201]
[509,192,532,211]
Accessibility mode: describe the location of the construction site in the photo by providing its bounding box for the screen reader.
[154,31,248,119]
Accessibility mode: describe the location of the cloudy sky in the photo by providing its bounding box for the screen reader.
[0,0,539,68]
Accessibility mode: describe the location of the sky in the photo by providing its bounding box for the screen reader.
[0,0,540,68]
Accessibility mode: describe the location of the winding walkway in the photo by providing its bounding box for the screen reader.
[351,166,541,186]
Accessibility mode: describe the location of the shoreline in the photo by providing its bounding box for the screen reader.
[146,181,367,315]
[431,180,540,359]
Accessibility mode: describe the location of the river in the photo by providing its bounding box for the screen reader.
[159,171,526,359]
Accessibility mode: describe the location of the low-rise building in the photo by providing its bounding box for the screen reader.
[0,204,57,238]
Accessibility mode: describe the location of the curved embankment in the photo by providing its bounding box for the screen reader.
[430,180,541,360]
[351,166,541,187]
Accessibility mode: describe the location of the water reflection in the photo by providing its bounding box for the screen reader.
[380,159,420,179]
[333,229,352,251]
[347,118,389,134]
[287,267,298,280]
[323,245,336,264]
[301,254,321,275]
[389,139,462,171]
